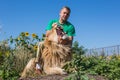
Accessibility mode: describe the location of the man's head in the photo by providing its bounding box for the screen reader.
[59,6,71,23]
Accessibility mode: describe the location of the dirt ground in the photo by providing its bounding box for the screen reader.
[19,74,108,80]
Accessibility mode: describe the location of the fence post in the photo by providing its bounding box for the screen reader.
[117,45,119,56]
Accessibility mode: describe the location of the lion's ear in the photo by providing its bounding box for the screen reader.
[52,23,57,29]
[44,38,52,47]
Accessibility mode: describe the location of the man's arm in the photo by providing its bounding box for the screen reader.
[68,36,73,46]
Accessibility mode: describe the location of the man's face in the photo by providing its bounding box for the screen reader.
[59,8,70,22]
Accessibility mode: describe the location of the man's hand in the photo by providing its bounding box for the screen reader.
[58,36,69,45]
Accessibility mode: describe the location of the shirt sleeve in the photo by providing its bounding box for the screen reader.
[67,25,76,36]
[46,20,53,31]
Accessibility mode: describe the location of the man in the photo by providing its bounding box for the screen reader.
[46,6,75,47]
[35,6,75,71]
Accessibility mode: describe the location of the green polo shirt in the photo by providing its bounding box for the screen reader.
[46,19,75,36]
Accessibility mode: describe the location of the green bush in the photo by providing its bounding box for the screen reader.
[0,32,41,80]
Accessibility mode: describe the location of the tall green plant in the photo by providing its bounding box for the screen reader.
[64,41,88,79]
[0,32,42,80]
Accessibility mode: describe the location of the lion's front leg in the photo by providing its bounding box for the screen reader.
[20,58,36,78]
[20,58,43,79]
[35,41,44,63]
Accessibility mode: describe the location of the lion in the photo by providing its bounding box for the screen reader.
[20,23,72,78]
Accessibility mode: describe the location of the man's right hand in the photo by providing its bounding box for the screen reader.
[58,36,68,45]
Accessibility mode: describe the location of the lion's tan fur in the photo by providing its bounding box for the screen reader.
[20,58,36,78]
[20,25,72,78]
[43,39,71,74]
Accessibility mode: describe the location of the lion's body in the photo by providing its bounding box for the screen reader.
[43,40,71,74]
[20,24,72,78]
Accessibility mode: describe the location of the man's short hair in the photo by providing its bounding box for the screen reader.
[61,6,71,13]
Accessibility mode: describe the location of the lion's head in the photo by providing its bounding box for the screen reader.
[46,23,68,45]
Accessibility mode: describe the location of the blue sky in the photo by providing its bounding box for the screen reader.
[0,0,120,49]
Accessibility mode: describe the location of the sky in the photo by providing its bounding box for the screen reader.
[0,0,120,49]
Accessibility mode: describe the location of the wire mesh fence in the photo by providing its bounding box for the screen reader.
[86,45,120,56]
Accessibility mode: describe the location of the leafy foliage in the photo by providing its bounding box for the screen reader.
[64,41,120,80]
[1,33,120,80]
[0,32,42,80]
